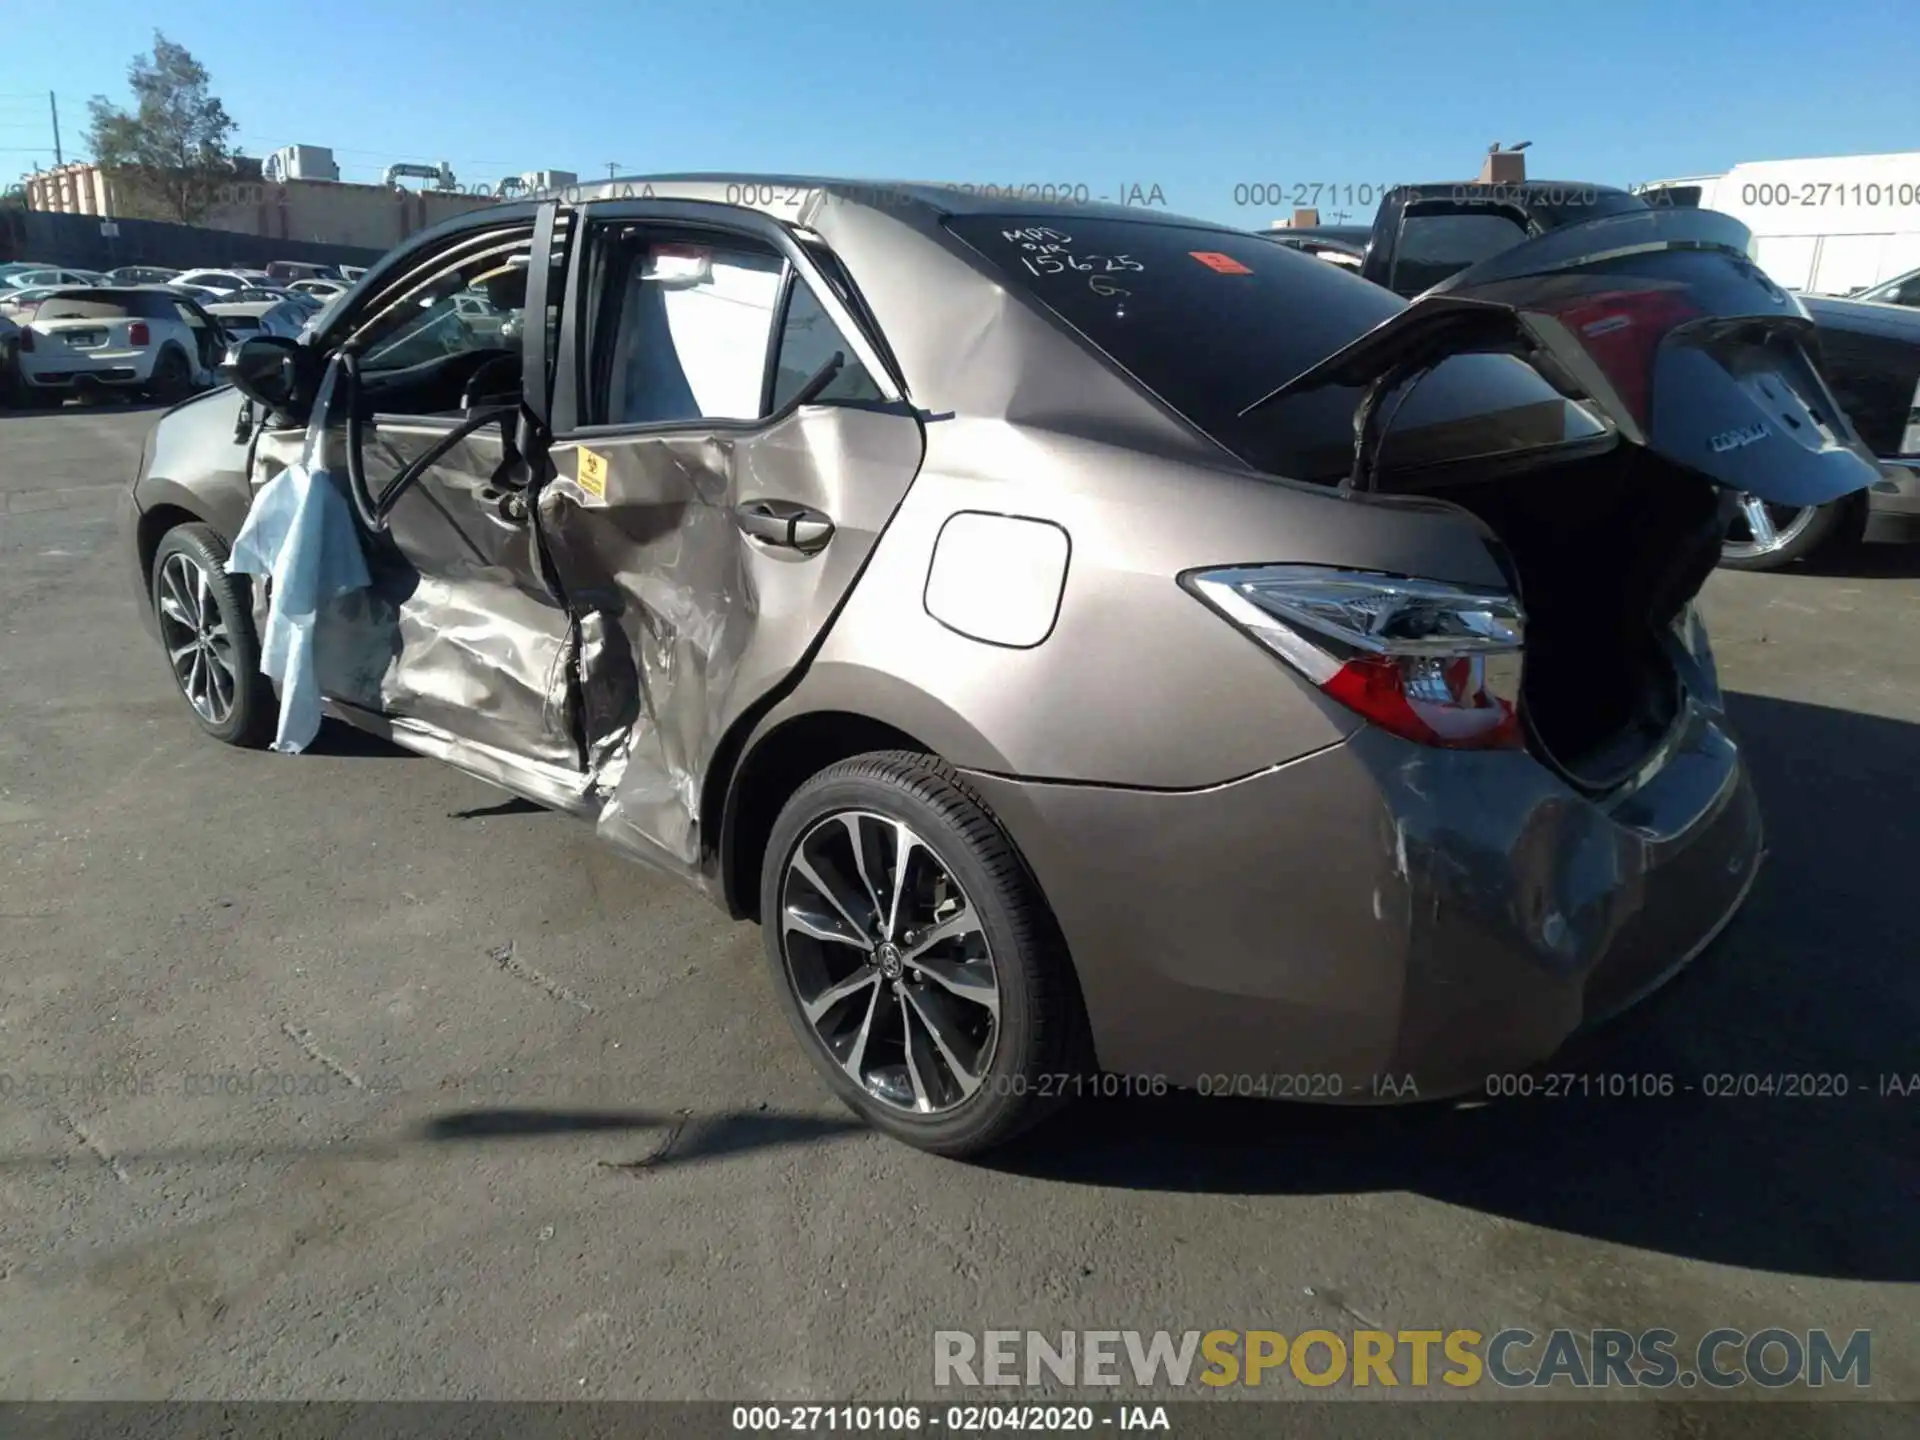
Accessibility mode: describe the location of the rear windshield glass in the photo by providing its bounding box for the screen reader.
[32,290,171,321]
[942,214,1599,480]
[1392,214,1530,293]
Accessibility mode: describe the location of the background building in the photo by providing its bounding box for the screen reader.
[17,145,575,251]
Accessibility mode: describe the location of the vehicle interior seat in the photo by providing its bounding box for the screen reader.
[608,271,700,425]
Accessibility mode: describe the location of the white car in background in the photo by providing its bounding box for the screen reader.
[0,284,71,321]
[170,268,273,297]
[204,296,310,342]
[452,291,506,339]
[2,265,109,290]
[289,277,350,301]
[1854,263,1920,308]
[13,287,225,401]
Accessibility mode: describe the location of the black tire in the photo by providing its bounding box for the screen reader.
[759,750,1087,1158]
[145,345,194,404]
[1719,493,1866,571]
[150,523,277,748]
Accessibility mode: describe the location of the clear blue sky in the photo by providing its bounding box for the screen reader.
[2,0,1915,224]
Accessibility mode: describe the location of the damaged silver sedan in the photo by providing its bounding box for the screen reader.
[123,177,1878,1156]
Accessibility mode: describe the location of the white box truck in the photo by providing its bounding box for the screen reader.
[1637,152,1920,296]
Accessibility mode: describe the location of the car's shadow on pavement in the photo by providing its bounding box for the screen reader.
[994,691,1920,1284]
[300,716,417,758]
[1794,539,1920,578]
[0,1107,865,1175]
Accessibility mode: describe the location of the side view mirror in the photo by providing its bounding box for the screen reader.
[222,334,305,416]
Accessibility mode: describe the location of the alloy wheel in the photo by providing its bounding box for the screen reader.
[778,809,1001,1115]
[1724,492,1816,561]
[155,551,237,725]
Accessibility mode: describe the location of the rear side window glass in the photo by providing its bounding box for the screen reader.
[586,230,784,427]
[34,291,163,320]
[942,212,1592,482]
[1391,212,1529,294]
[943,214,1402,474]
[770,280,882,411]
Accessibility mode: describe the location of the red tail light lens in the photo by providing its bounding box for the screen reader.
[1534,288,1703,432]
[1188,565,1526,751]
[1322,652,1522,749]
[128,321,150,346]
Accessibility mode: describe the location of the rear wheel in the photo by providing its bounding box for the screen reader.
[151,524,276,747]
[759,751,1085,1157]
[145,345,194,404]
[1720,492,1865,570]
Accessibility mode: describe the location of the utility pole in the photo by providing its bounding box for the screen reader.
[49,90,62,167]
[605,162,620,179]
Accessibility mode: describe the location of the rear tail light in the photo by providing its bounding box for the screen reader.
[1531,288,1704,432]
[128,321,150,346]
[1187,565,1525,750]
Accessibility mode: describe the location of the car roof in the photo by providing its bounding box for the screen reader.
[337,181,1247,333]
[557,173,1231,229]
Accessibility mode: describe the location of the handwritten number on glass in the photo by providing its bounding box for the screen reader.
[1019,250,1144,278]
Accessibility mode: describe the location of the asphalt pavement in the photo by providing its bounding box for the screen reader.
[1,400,1915,1407]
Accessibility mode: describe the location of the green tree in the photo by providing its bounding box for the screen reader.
[84,32,238,223]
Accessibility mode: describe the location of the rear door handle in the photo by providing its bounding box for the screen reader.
[735,499,834,555]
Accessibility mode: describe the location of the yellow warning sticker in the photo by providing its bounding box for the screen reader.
[576,447,608,499]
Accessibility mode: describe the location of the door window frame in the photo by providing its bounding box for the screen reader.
[548,198,905,442]
[307,205,563,432]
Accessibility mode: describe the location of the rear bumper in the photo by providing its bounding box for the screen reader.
[1864,460,1920,544]
[964,702,1762,1102]
[22,366,144,388]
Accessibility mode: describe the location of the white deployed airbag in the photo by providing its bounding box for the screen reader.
[225,462,371,752]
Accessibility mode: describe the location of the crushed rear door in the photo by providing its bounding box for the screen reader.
[1249,206,1881,507]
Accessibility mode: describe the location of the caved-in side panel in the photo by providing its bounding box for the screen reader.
[540,404,925,882]
[250,419,582,770]
[364,424,580,768]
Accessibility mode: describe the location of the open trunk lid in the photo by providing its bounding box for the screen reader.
[1248,205,1881,506]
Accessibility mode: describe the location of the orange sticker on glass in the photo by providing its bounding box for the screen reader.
[1190,251,1252,275]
